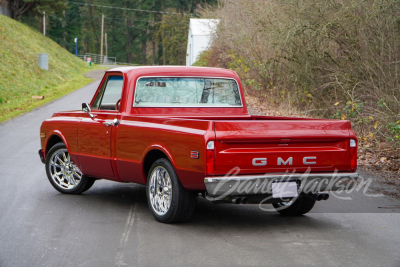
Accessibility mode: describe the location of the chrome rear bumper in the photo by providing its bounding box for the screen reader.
[204,172,359,197]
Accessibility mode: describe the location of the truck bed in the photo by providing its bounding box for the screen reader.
[120,114,354,176]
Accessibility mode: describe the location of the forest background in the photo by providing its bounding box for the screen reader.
[3,0,215,65]
[2,0,400,175]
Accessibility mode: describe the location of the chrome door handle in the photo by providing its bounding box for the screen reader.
[112,118,120,126]
[103,119,120,127]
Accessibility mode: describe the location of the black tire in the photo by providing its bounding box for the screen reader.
[45,142,92,195]
[272,195,316,216]
[146,158,196,223]
[81,177,96,193]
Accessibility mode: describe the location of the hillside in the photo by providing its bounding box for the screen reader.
[0,15,93,122]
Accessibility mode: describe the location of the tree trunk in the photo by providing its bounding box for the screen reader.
[88,6,98,54]
[162,30,165,65]
[179,37,185,65]
[152,41,156,65]
[142,40,147,65]
[126,19,132,63]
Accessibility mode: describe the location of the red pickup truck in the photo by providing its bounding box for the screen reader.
[39,66,358,223]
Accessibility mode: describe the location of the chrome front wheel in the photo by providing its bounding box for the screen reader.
[49,148,82,190]
[45,142,91,194]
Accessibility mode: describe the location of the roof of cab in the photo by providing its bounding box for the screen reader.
[106,66,239,79]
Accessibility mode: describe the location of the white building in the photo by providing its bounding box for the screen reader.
[186,19,219,66]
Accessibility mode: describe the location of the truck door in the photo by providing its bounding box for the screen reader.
[78,75,123,179]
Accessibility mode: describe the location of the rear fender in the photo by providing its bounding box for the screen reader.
[141,144,177,183]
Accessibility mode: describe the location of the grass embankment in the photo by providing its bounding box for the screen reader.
[0,15,97,123]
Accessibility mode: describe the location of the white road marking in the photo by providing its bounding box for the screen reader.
[115,204,135,267]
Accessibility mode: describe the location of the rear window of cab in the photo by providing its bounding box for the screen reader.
[134,77,242,107]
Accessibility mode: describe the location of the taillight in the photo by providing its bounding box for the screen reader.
[349,139,357,172]
[206,141,215,175]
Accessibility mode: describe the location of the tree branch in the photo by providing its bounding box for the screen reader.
[14,1,33,19]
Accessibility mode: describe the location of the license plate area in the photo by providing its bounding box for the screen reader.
[272,179,300,198]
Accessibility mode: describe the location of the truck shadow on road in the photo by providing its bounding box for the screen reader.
[46,182,340,231]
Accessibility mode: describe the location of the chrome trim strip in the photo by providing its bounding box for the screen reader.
[205,173,359,183]
[204,173,359,197]
[133,76,244,108]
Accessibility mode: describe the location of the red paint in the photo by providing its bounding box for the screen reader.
[39,66,357,191]
[206,150,215,175]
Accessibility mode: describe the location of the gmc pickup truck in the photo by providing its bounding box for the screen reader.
[39,66,358,223]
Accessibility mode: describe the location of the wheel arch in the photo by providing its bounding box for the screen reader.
[45,131,69,157]
[142,146,176,183]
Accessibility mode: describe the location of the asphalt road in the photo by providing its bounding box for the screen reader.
[0,79,400,267]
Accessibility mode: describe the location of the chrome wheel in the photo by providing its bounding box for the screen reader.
[48,148,82,190]
[148,166,172,216]
[273,195,316,216]
[276,199,294,207]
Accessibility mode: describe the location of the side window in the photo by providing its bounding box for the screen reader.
[92,75,123,110]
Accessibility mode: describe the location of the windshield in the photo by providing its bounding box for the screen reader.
[134,77,242,107]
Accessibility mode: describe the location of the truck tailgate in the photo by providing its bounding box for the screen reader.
[214,119,352,175]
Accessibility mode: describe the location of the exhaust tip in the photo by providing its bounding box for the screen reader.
[311,193,329,201]
[232,197,241,204]
[310,193,327,201]
[241,197,248,204]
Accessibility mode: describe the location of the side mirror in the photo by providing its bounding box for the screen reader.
[82,103,94,118]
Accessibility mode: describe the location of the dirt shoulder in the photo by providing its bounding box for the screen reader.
[357,147,400,199]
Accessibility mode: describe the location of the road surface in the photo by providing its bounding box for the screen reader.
[0,78,399,267]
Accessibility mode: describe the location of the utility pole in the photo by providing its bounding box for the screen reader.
[100,14,104,64]
[43,11,45,36]
[162,0,165,65]
[105,33,108,58]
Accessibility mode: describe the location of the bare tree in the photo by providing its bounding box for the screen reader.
[10,0,33,20]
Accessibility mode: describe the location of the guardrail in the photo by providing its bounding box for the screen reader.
[76,53,139,66]
[77,53,116,65]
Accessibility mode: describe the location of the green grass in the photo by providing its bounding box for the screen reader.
[0,15,98,124]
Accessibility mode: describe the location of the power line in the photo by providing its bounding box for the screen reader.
[109,19,183,34]
[48,14,186,33]
[67,1,189,15]
[58,11,188,25]
[104,16,188,25]
[105,19,150,31]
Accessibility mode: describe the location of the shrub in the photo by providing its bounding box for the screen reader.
[201,0,400,145]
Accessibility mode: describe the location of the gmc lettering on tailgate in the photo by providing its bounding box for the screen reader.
[252,157,317,166]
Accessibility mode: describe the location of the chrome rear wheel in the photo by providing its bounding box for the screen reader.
[273,195,316,216]
[146,158,196,223]
[148,166,172,215]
